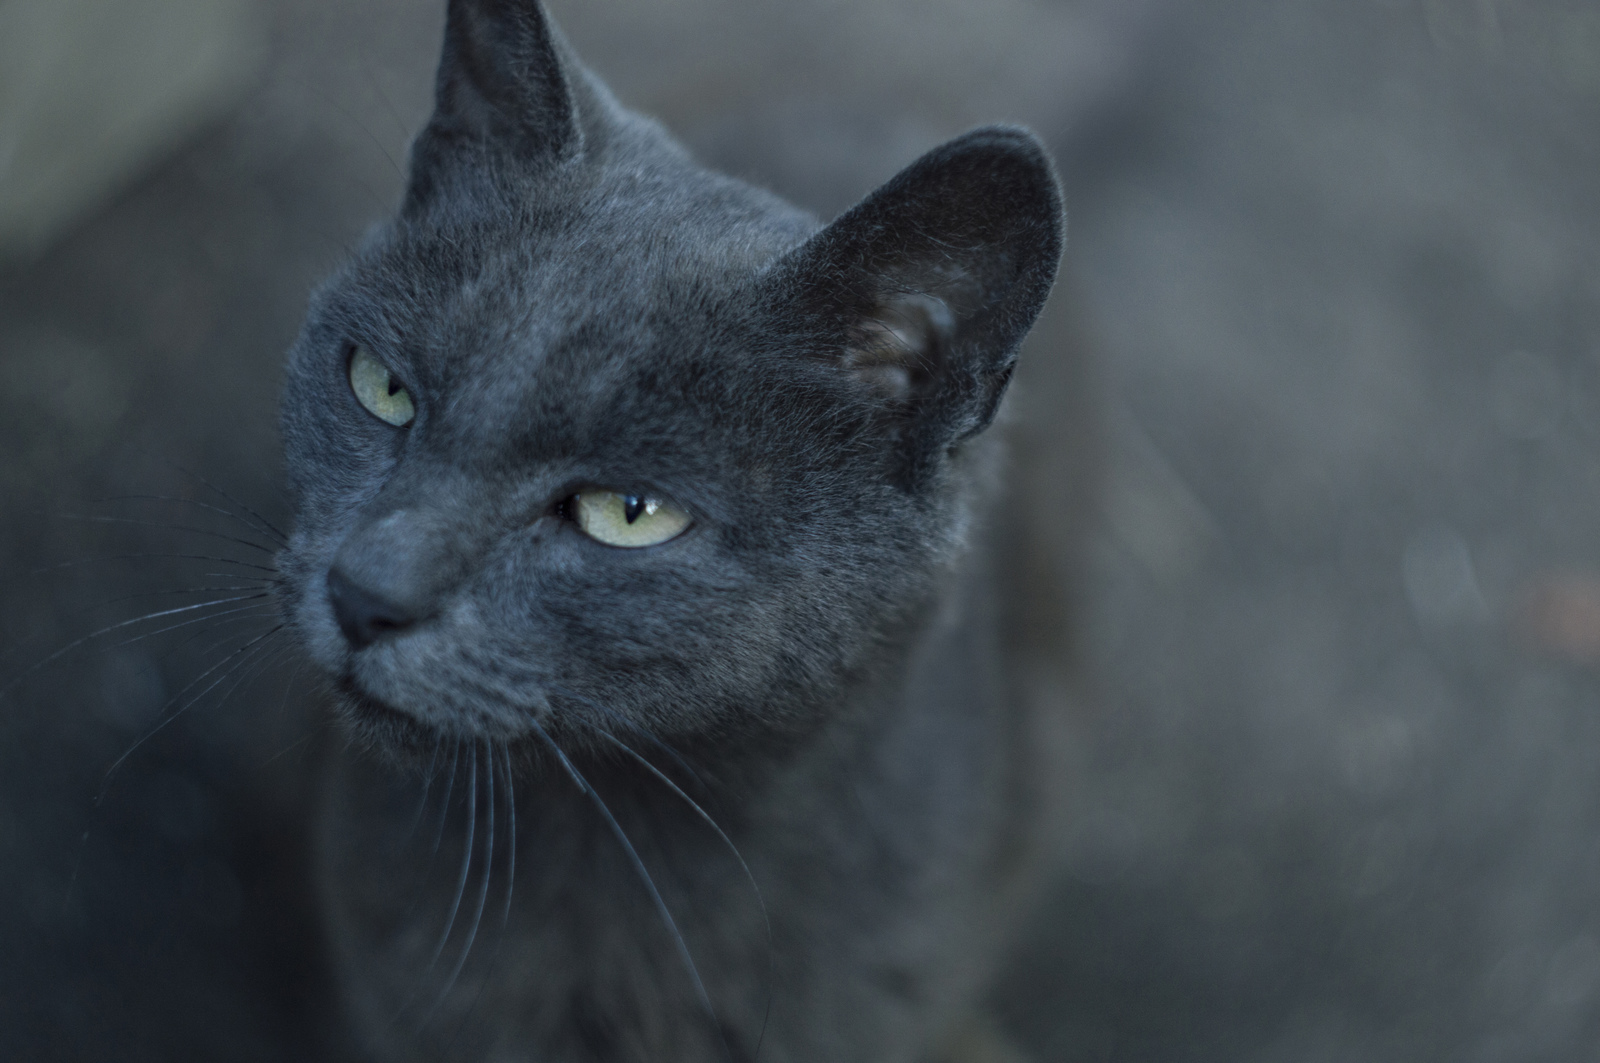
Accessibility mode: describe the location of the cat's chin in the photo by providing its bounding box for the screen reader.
[333,676,552,771]
[335,678,452,759]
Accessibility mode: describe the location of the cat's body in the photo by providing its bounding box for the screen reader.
[278,2,1070,1059]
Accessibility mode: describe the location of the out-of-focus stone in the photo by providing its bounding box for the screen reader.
[0,0,267,259]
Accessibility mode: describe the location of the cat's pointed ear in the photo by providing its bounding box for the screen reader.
[405,0,582,206]
[773,127,1064,450]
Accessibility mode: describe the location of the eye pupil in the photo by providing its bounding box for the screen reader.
[349,345,415,427]
[573,490,688,547]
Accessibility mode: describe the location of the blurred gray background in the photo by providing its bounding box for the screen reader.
[4,0,1600,1059]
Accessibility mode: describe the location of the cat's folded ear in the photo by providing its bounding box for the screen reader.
[770,127,1064,451]
[405,0,584,209]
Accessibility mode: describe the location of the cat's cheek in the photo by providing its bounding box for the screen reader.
[272,550,343,673]
[290,588,356,674]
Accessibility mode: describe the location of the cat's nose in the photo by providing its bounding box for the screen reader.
[326,567,422,649]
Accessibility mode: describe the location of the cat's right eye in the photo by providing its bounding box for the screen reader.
[348,345,416,427]
[572,490,691,548]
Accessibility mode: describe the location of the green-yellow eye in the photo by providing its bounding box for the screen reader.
[349,345,415,427]
[574,490,691,548]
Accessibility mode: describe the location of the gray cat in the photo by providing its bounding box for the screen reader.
[277,1,1071,1059]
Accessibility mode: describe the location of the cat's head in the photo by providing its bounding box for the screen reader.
[277,0,1063,759]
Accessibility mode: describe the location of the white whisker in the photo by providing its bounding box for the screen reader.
[97,625,285,800]
[528,717,735,1063]
[426,737,495,1025]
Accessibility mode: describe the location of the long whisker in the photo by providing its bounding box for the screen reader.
[108,598,281,646]
[257,728,319,771]
[426,737,496,1026]
[94,495,288,547]
[446,741,518,1053]
[501,742,516,946]
[96,625,285,800]
[164,462,290,544]
[250,646,317,772]
[32,553,281,577]
[270,653,312,732]
[89,604,282,717]
[52,633,283,916]
[597,731,765,921]
[599,728,774,1060]
[100,584,277,607]
[410,740,478,1027]
[407,738,462,923]
[54,633,287,918]
[551,682,712,799]
[0,585,275,677]
[527,717,734,1063]
[203,640,295,732]
[405,739,444,844]
[0,593,273,699]
[435,739,463,861]
[111,601,281,657]
[45,513,279,556]
[389,739,464,1023]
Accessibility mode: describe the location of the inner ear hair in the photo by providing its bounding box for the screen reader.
[843,293,956,401]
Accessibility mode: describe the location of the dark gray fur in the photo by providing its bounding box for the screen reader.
[277,1,1068,1059]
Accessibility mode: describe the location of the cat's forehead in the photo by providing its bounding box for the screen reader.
[346,175,811,460]
[374,168,801,341]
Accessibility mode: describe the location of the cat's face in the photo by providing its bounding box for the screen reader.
[280,173,927,750]
[276,0,1063,758]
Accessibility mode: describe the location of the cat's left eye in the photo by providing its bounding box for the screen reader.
[349,345,416,427]
[573,490,691,548]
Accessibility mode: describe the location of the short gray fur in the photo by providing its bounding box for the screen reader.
[276,1,1073,1059]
